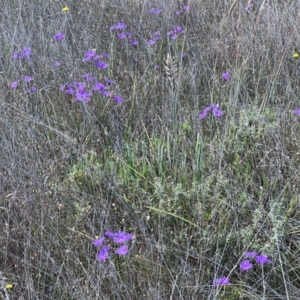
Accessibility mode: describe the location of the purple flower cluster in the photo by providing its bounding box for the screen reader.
[148,5,188,18]
[60,71,122,103]
[110,22,138,46]
[10,75,36,93]
[83,49,110,69]
[110,22,127,31]
[13,47,31,60]
[58,49,123,103]
[175,5,189,15]
[241,251,270,271]
[213,251,270,286]
[148,25,185,46]
[60,81,92,102]
[92,231,133,261]
[199,104,224,119]
[213,277,231,286]
[147,31,161,46]
[148,8,162,15]
[167,26,185,40]
[10,43,123,103]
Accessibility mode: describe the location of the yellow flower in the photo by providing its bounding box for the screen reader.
[293,52,299,59]
[5,283,13,289]
[62,6,69,11]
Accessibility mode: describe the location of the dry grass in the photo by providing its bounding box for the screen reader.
[1,0,300,299]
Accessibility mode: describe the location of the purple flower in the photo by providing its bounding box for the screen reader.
[112,231,133,243]
[148,8,162,15]
[173,26,185,34]
[66,88,74,95]
[115,245,129,256]
[81,73,91,79]
[110,22,127,31]
[213,108,224,117]
[54,61,61,67]
[60,84,67,91]
[95,61,109,69]
[82,73,95,82]
[93,55,101,61]
[147,39,156,45]
[24,76,33,82]
[53,32,65,41]
[244,3,254,10]
[97,245,110,261]
[130,39,138,46]
[75,90,92,102]
[13,48,31,60]
[175,10,181,15]
[199,112,208,119]
[75,82,86,91]
[104,78,115,85]
[28,86,37,93]
[213,277,231,286]
[104,231,115,238]
[147,31,162,45]
[245,251,257,258]
[86,76,96,82]
[93,82,106,91]
[199,106,212,119]
[293,108,300,116]
[60,81,87,97]
[167,27,185,40]
[240,260,253,271]
[22,48,31,59]
[13,51,20,59]
[83,49,96,62]
[23,86,37,93]
[102,90,111,97]
[92,237,105,247]
[10,81,19,88]
[118,32,126,39]
[183,5,189,11]
[102,52,110,59]
[153,31,161,38]
[222,71,231,81]
[199,104,224,119]
[255,254,270,265]
[113,95,123,103]
[104,231,133,242]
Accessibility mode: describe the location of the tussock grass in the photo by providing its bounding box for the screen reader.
[1,0,300,299]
